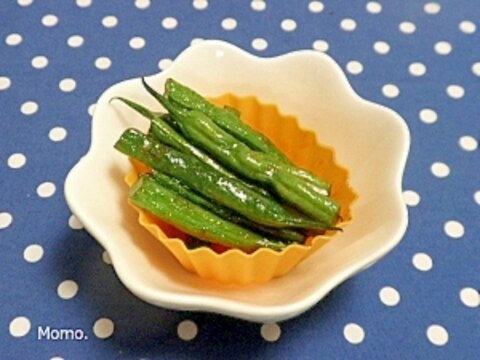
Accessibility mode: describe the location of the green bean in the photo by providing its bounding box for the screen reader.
[112,96,273,198]
[144,78,332,193]
[179,110,339,225]
[136,83,339,226]
[111,97,223,173]
[164,78,333,192]
[164,78,289,162]
[114,128,331,230]
[151,171,305,243]
[129,175,286,251]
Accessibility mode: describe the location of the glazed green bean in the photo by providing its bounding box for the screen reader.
[114,128,331,230]
[137,81,339,226]
[112,97,226,174]
[112,96,272,197]
[151,171,305,243]
[163,78,333,192]
[129,175,286,251]
[163,78,289,162]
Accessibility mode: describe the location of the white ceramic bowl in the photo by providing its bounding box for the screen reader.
[64,40,410,322]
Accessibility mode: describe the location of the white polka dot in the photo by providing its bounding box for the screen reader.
[412,252,433,271]
[31,55,48,69]
[366,2,382,14]
[312,39,329,52]
[0,76,11,90]
[473,190,480,205]
[426,325,449,346]
[431,162,450,178]
[379,286,401,306]
[281,19,297,32]
[419,108,438,124]
[382,84,400,98]
[21,101,39,115]
[260,323,281,342]
[49,127,67,142]
[8,153,27,169]
[68,214,83,230]
[399,21,416,34]
[409,62,426,77]
[67,35,84,48]
[343,323,365,344]
[95,56,111,70]
[76,0,92,8]
[57,280,79,300]
[9,317,31,337]
[50,357,64,360]
[403,190,421,206]
[251,0,266,11]
[88,103,96,116]
[434,41,452,55]
[373,41,390,54]
[424,2,441,14]
[41,14,58,27]
[24,244,44,263]
[252,38,268,51]
[458,135,477,151]
[17,0,34,6]
[346,60,363,75]
[459,288,480,308]
[129,36,145,49]
[472,62,480,76]
[6,33,23,46]
[162,17,178,30]
[102,251,112,265]
[308,1,324,13]
[59,78,76,92]
[135,0,150,9]
[177,320,198,341]
[446,84,464,99]
[102,15,118,28]
[158,58,173,70]
[37,182,56,198]
[221,17,237,31]
[93,318,114,339]
[444,220,464,239]
[459,20,476,34]
[193,0,208,10]
[0,212,13,229]
[340,18,357,31]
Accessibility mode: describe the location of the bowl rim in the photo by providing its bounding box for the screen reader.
[64,40,410,322]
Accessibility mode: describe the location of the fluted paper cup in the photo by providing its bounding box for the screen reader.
[124,94,356,285]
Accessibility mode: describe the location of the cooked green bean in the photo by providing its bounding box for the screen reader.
[137,81,339,226]
[163,78,333,192]
[129,175,286,251]
[164,78,289,162]
[114,128,331,230]
[112,96,272,197]
[112,97,227,174]
[151,171,305,243]
[143,78,331,193]
[178,110,339,225]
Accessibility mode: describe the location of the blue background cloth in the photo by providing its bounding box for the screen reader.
[1,1,478,359]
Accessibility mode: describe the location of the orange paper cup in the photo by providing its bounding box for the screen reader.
[125,94,356,285]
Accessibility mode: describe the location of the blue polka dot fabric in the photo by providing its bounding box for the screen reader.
[1,1,478,359]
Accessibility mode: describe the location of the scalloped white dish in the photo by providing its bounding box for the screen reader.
[64,40,410,322]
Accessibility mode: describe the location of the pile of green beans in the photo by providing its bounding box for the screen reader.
[113,78,341,252]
